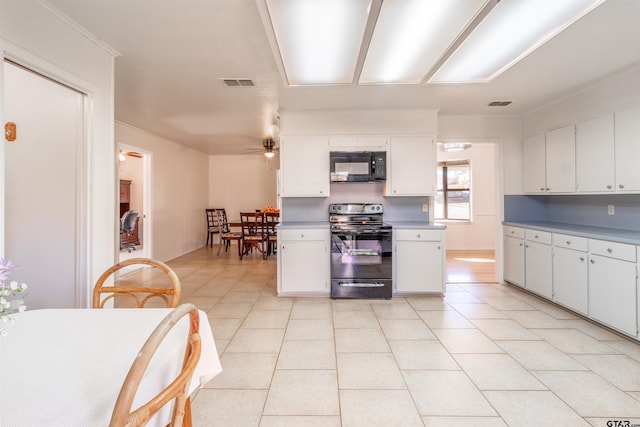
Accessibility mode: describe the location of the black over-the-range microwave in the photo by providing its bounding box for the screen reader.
[329,151,386,182]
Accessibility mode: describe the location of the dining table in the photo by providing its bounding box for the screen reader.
[0,307,222,427]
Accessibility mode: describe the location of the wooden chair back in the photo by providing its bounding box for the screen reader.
[205,209,221,247]
[109,303,201,427]
[263,211,279,257]
[239,212,266,259]
[93,258,181,308]
[217,209,242,256]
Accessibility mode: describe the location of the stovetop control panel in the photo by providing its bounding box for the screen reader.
[329,203,383,215]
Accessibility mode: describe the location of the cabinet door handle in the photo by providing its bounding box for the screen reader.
[524,244,529,248]
[300,234,305,239]
[546,188,550,191]
[607,248,612,253]
[607,184,612,189]
[540,187,545,191]
[579,257,585,262]
[437,245,441,250]
[534,235,539,239]
[566,240,571,245]
[519,243,523,247]
[417,234,421,238]
[619,184,625,189]
[590,259,595,264]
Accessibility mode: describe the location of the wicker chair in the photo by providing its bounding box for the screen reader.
[92,258,181,308]
[109,303,201,427]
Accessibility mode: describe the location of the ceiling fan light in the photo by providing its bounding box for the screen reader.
[264,150,276,159]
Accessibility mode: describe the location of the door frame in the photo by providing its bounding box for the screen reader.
[117,143,153,262]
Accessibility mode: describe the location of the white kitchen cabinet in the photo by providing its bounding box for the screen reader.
[394,229,444,294]
[522,133,547,193]
[280,136,329,197]
[576,114,615,192]
[545,125,576,193]
[503,226,525,287]
[329,136,387,150]
[523,126,576,194]
[588,239,638,337]
[524,229,553,299]
[552,234,588,315]
[387,136,435,196]
[278,228,330,296]
[615,106,640,192]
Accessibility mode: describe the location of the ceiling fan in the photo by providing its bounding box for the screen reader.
[118,150,143,161]
[245,138,279,158]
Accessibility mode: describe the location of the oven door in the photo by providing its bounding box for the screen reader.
[330,229,392,298]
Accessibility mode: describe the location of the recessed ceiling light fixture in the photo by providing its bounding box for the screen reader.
[430,0,606,83]
[359,0,487,84]
[258,0,606,86]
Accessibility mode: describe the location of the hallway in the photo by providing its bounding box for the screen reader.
[152,247,640,426]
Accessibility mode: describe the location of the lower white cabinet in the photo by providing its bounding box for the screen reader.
[503,226,525,287]
[394,229,445,294]
[552,234,588,315]
[278,228,330,296]
[504,224,640,340]
[524,230,552,299]
[588,239,638,337]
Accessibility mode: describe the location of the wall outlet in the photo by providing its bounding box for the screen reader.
[608,204,615,215]
[422,203,429,213]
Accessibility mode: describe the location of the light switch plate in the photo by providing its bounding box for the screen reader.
[608,204,615,215]
[422,203,428,212]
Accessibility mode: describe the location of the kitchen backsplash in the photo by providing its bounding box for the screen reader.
[504,194,640,231]
[281,182,431,222]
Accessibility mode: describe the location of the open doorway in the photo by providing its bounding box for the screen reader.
[118,145,151,262]
[436,141,499,284]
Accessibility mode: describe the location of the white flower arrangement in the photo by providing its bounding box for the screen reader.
[0,258,28,337]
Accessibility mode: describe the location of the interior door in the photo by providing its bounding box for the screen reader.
[4,60,85,308]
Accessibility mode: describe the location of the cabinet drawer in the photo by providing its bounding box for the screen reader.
[279,229,327,241]
[525,229,551,245]
[553,233,588,251]
[589,239,636,262]
[504,226,524,238]
[395,229,442,241]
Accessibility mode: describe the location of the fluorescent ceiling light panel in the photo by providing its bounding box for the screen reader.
[360,0,488,84]
[265,0,372,85]
[430,0,607,83]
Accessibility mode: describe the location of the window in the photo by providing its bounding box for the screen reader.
[435,160,471,220]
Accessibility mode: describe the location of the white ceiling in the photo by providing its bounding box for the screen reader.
[46,0,640,154]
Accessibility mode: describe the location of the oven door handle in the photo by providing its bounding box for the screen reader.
[338,282,386,288]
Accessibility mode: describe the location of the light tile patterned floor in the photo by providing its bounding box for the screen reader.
[165,247,640,427]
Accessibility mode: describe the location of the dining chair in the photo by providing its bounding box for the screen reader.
[263,211,279,258]
[120,210,140,252]
[93,258,181,308]
[205,208,221,248]
[239,212,266,260]
[109,303,201,427]
[217,209,242,256]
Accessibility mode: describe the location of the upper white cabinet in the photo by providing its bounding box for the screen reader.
[280,136,329,197]
[615,106,640,192]
[545,125,576,193]
[329,136,387,150]
[576,114,615,192]
[387,136,435,196]
[523,126,576,194]
[522,133,547,193]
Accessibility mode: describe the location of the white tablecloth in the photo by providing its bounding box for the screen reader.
[0,308,222,427]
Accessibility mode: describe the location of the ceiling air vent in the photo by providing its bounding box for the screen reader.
[221,78,255,87]
[488,101,512,107]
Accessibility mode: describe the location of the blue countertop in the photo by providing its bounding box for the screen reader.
[503,221,640,245]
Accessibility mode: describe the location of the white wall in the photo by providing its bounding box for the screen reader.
[438,143,497,250]
[0,0,116,304]
[523,65,640,136]
[115,122,209,262]
[208,154,279,222]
